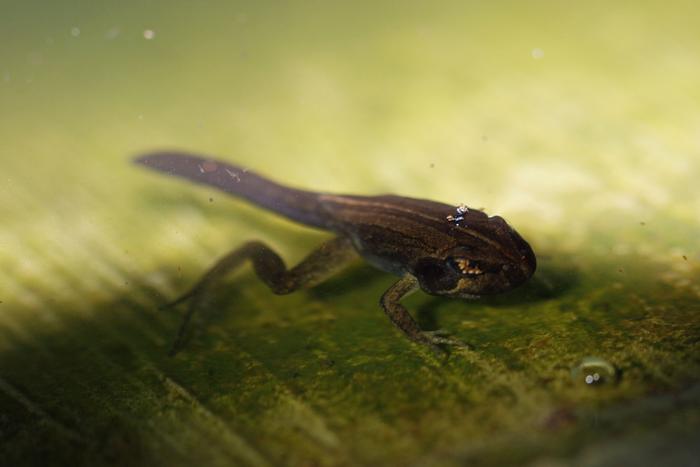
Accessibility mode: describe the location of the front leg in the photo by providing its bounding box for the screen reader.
[166,236,357,355]
[380,275,468,354]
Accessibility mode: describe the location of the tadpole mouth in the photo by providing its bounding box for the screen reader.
[503,237,537,287]
[493,225,537,289]
[516,236,537,278]
[487,215,537,281]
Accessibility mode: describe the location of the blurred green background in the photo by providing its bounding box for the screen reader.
[1,1,699,465]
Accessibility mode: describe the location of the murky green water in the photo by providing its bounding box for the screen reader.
[1,1,699,465]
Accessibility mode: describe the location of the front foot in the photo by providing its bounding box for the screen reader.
[420,329,471,356]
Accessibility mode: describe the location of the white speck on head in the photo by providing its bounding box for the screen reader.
[531,48,544,59]
[143,29,156,40]
[456,204,469,214]
[585,374,594,384]
[71,27,81,37]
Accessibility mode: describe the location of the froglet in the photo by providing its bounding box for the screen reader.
[134,151,536,355]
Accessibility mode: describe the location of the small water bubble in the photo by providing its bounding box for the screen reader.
[584,373,601,384]
[531,48,544,59]
[71,27,81,37]
[143,29,156,40]
[571,356,617,386]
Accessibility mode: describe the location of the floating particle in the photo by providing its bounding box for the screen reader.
[531,48,544,59]
[71,27,81,37]
[105,27,121,40]
[225,168,241,182]
[143,29,155,40]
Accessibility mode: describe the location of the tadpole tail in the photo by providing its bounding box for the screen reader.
[134,150,331,229]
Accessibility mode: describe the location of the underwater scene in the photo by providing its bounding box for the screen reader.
[1,1,699,465]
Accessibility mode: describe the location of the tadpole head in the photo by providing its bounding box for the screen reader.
[412,213,536,298]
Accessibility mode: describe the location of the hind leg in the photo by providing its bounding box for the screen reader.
[165,236,357,355]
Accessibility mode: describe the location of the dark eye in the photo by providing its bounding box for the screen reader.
[447,257,485,276]
[415,258,447,281]
[413,258,458,292]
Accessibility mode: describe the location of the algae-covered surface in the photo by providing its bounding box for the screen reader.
[1,1,700,466]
